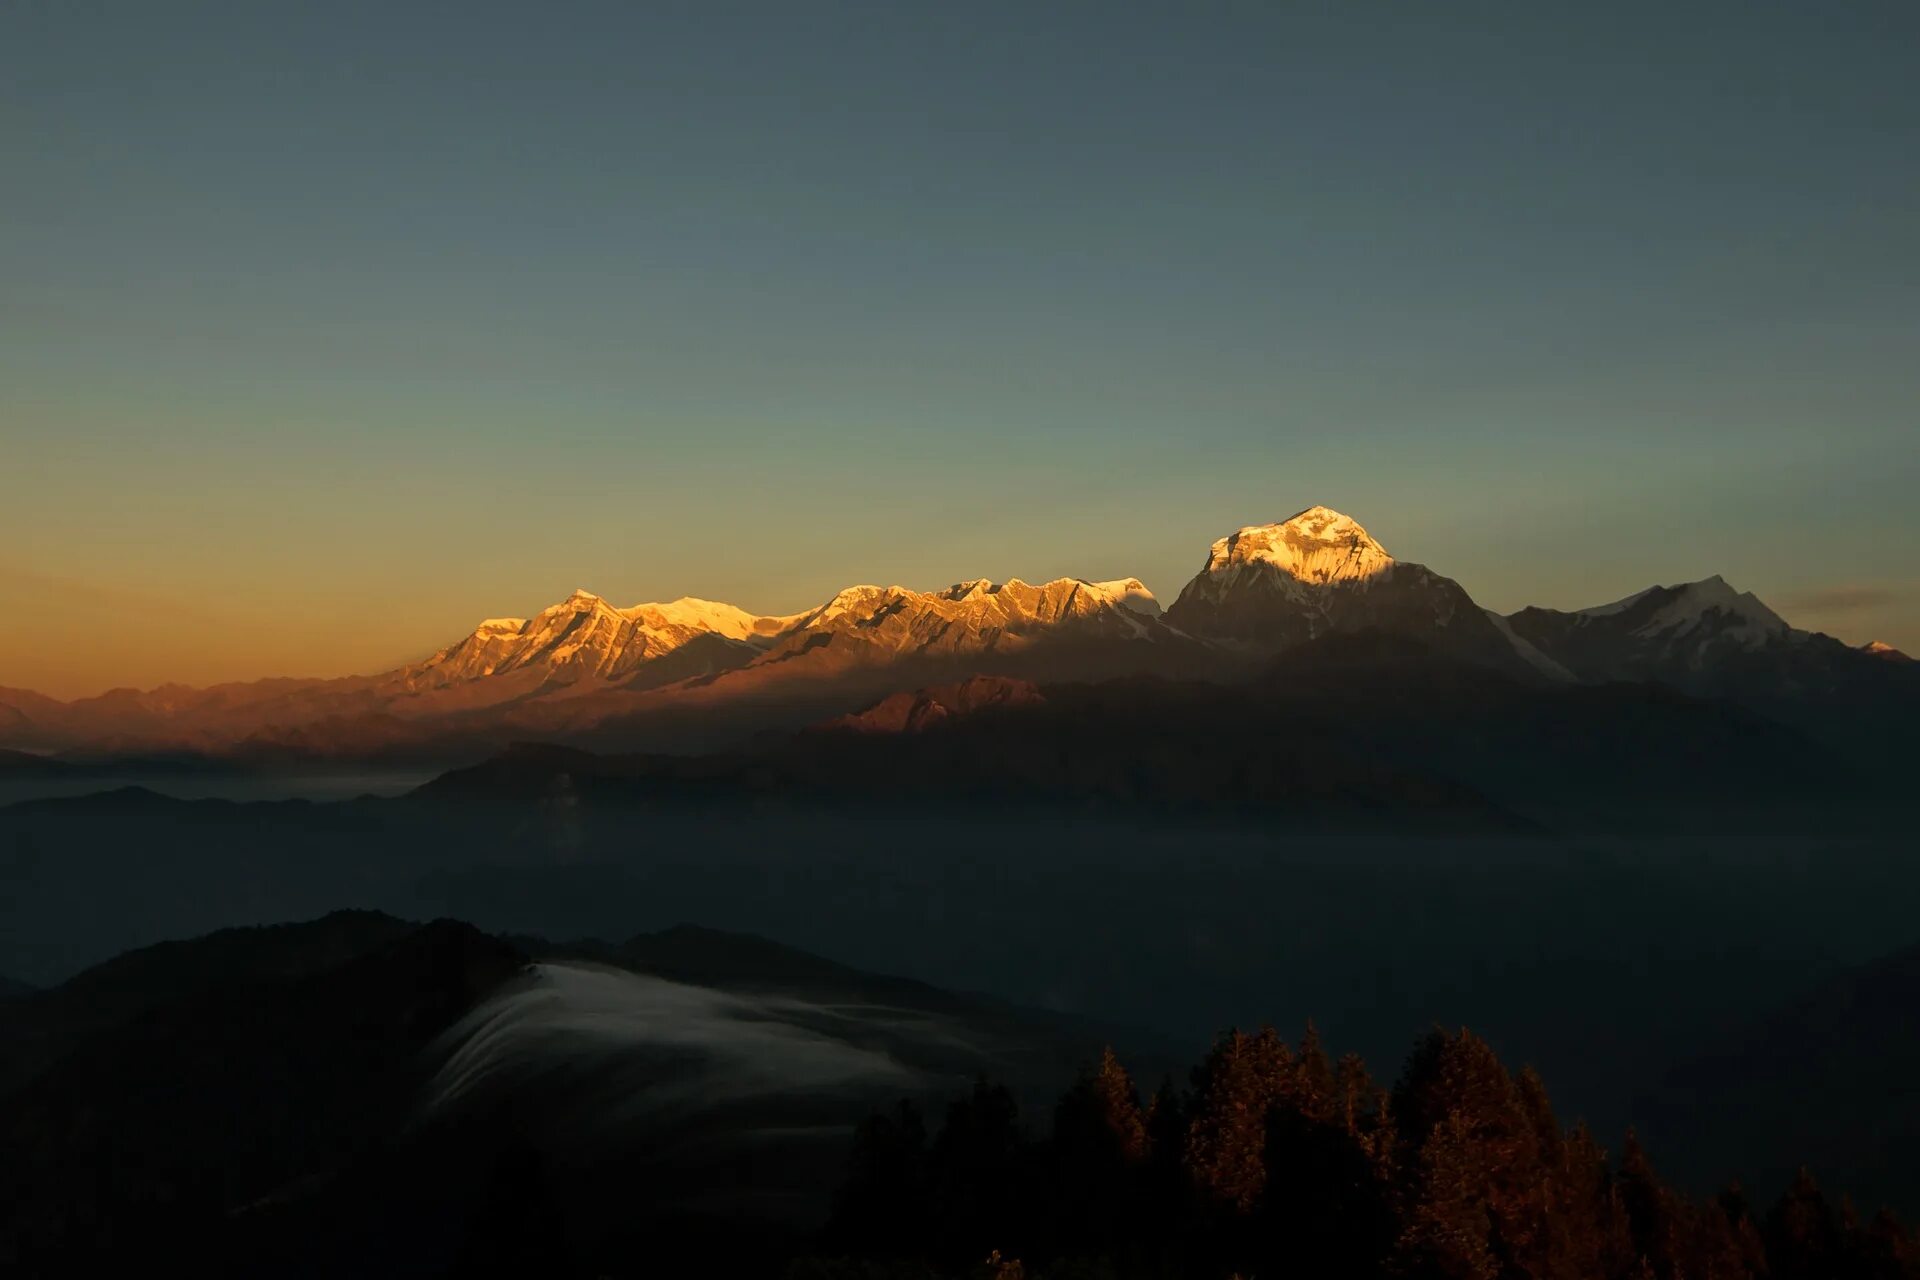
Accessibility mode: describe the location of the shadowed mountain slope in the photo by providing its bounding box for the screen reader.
[1637,937,1920,1216]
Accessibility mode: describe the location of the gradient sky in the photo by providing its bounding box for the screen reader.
[4,1,1917,698]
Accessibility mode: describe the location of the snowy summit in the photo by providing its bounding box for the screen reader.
[1575,575,1790,647]
[1198,506,1396,587]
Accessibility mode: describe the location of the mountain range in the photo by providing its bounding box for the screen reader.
[2,505,1912,764]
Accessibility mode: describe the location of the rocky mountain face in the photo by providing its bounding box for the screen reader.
[1502,575,1919,751]
[1504,575,1797,683]
[403,620,1887,838]
[478,574,1204,753]
[394,592,800,691]
[820,676,1046,734]
[3,506,1912,763]
[746,575,1175,674]
[1163,507,1544,676]
[0,571,1194,758]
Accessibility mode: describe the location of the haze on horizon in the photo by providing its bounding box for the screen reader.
[4,1,1916,699]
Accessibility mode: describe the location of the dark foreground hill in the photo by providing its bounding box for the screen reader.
[0,911,1169,1276]
[4,912,1918,1278]
[0,916,523,1274]
[1637,938,1920,1218]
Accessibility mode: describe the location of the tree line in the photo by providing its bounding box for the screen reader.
[795,1025,1919,1279]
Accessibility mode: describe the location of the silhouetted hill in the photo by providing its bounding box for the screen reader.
[0,912,1175,1275]
[1508,582,1920,757]
[410,677,1531,835]
[0,915,525,1274]
[0,747,262,777]
[11,634,1866,836]
[1237,630,1862,832]
[820,674,1046,733]
[0,910,418,1090]
[1637,937,1920,1216]
[396,629,1876,838]
[0,749,73,779]
[0,784,218,818]
[0,783,378,824]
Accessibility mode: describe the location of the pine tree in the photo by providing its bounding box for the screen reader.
[1052,1050,1146,1171]
[1397,1107,1501,1280]
[1576,1126,1638,1280]
[1256,1066,1394,1279]
[1716,1182,1769,1277]
[1389,1029,1544,1280]
[1295,1022,1337,1123]
[1144,1074,1185,1167]
[1851,1207,1920,1280]
[1616,1130,1682,1280]
[1501,1067,1609,1280]
[1089,1047,1148,1164]
[1582,1136,1643,1274]
[1609,1139,1759,1280]
[1049,1049,1148,1258]
[1184,1027,1293,1213]
[829,1099,932,1257]
[930,1078,1029,1263]
[1765,1168,1843,1280]
[1140,1073,1191,1252]
[1678,1195,1759,1280]
[1335,1052,1372,1139]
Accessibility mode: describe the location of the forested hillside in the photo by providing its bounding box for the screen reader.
[799,1027,1919,1280]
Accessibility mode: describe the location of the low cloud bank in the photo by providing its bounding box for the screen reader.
[424,962,963,1144]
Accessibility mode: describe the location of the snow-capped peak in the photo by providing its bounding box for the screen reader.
[1199,505,1395,586]
[490,590,799,640]
[1161,507,1551,672]
[772,574,1173,660]
[925,576,1163,618]
[399,588,802,691]
[1091,577,1162,618]
[802,584,909,629]
[1578,575,1789,643]
[942,579,1001,603]
[622,596,801,642]
[537,588,617,617]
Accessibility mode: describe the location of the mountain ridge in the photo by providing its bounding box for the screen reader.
[3,506,1911,765]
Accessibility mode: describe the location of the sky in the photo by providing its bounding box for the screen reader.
[3,1,1917,697]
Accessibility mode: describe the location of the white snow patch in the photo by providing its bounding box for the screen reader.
[1483,609,1575,681]
[1200,506,1395,587]
[1631,577,1788,644]
[1090,577,1163,617]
